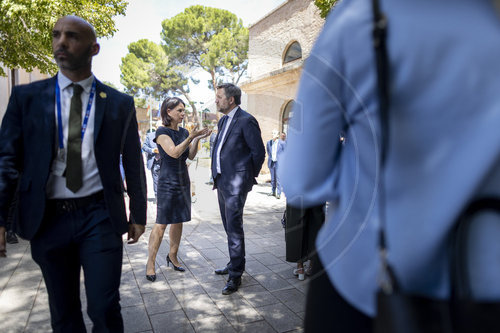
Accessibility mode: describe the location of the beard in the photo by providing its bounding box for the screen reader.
[54,44,93,71]
[217,103,230,113]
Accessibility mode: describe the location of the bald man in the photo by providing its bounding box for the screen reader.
[0,16,147,332]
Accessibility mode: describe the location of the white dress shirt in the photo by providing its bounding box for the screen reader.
[46,72,103,199]
[216,106,238,174]
[271,139,278,162]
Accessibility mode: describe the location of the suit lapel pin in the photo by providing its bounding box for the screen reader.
[99,92,107,99]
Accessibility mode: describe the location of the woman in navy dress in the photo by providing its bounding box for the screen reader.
[146,97,210,281]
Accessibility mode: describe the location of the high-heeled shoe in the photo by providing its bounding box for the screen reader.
[146,264,156,282]
[166,254,185,272]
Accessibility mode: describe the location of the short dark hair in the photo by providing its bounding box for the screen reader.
[217,83,241,106]
[160,97,185,126]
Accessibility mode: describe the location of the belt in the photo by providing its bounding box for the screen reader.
[46,191,104,215]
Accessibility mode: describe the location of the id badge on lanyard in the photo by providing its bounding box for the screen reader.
[51,79,96,176]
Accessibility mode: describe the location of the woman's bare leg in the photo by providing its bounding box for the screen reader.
[146,224,167,275]
[168,223,183,266]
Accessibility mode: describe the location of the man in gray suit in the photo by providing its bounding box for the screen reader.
[142,126,160,200]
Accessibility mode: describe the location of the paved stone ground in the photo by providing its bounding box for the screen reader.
[0,158,308,333]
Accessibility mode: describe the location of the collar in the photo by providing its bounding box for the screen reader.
[57,71,95,93]
[226,106,238,119]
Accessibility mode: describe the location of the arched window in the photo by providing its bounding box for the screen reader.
[282,100,294,134]
[283,42,302,64]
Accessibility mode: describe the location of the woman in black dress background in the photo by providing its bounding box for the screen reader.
[146,97,210,281]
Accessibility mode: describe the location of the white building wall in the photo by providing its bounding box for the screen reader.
[0,66,49,122]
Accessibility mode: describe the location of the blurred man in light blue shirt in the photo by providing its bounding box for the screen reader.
[280,0,500,331]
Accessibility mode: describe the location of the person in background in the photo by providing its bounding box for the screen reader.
[0,16,146,332]
[266,130,285,199]
[277,132,287,197]
[142,121,161,201]
[206,127,218,185]
[285,204,325,280]
[145,97,210,282]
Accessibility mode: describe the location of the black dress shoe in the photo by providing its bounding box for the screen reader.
[214,266,229,275]
[222,277,241,295]
[6,231,18,244]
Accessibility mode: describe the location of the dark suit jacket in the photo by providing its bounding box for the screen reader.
[211,107,265,194]
[0,76,147,240]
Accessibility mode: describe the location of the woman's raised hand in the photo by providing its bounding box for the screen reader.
[191,127,211,140]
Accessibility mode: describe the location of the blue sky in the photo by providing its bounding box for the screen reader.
[93,0,286,104]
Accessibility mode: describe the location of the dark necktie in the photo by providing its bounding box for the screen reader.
[66,84,83,193]
[219,115,228,141]
[215,115,228,149]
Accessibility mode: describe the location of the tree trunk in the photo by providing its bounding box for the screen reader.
[181,91,199,123]
[211,70,220,121]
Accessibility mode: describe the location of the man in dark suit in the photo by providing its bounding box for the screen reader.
[211,83,265,295]
[142,126,160,200]
[0,16,147,332]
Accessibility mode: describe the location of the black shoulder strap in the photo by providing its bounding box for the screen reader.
[372,0,390,167]
[371,0,399,293]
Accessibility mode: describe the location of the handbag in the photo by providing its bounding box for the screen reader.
[371,1,500,332]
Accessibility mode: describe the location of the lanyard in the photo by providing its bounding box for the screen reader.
[55,79,96,149]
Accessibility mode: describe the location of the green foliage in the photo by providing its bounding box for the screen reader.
[160,5,249,89]
[202,141,210,151]
[120,6,249,122]
[314,0,339,18]
[102,80,120,91]
[134,97,148,109]
[0,0,127,76]
[120,39,189,101]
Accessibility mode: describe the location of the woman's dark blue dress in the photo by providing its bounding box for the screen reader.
[154,126,191,224]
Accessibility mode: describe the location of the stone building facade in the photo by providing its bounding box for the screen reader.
[0,66,49,121]
[241,0,324,158]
